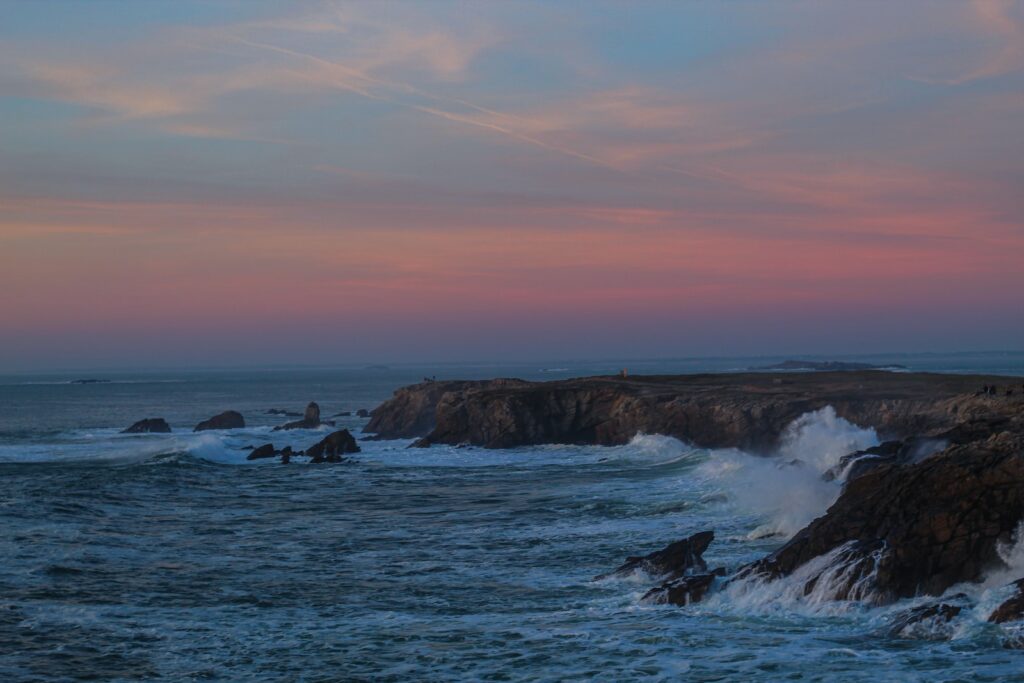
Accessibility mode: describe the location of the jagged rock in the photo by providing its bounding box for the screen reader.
[989,579,1024,623]
[273,402,334,431]
[597,531,714,581]
[642,571,723,606]
[739,432,1024,603]
[888,596,967,639]
[121,418,171,434]
[194,410,245,432]
[305,429,360,463]
[247,443,276,460]
[371,372,1023,449]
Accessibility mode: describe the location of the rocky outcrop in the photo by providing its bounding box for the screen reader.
[305,429,360,463]
[888,595,968,639]
[194,410,245,432]
[642,572,724,606]
[273,402,334,431]
[121,418,171,434]
[372,372,1022,450]
[989,579,1024,624]
[247,443,277,460]
[738,432,1024,603]
[365,379,530,439]
[267,409,301,417]
[356,409,369,418]
[597,531,713,580]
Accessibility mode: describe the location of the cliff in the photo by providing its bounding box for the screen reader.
[366,372,1023,450]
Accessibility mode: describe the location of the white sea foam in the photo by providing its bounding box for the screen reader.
[696,406,878,538]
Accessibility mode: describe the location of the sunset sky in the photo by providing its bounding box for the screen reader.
[1,1,1022,370]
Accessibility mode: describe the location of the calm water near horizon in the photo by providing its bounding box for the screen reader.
[2,352,1024,681]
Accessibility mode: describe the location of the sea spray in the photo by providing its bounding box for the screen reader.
[696,406,878,538]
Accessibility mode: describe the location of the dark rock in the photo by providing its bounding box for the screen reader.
[333,411,352,417]
[305,429,360,463]
[597,531,714,581]
[888,596,967,638]
[642,572,720,606]
[273,402,335,431]
[70,378,110,384]
[121,418,171,434]
[738,432,1024,603]
[989,578,1024,623]
[194,410,245,432]
[356,409,370,418]
[280,451,291,464]
[247,443,276,460]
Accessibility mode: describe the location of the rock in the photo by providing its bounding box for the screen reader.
[70,378,110,384]
[272,402,335,431]
[305,429,360,463]
[280,451,291,464]
[738,432,1024,603]
[888,596,967,639]
[194,410,245,432]
[373,372,1023,450]
[989,579,1024,623]
[642,572,721,606]
[333,411,352,417]
[121,418,171,434]
[364,379,530,439]
[597,531,714,581]
[246,443,276,460]
[356,409,370,418]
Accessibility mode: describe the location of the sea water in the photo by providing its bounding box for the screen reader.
[1,353,1023,681]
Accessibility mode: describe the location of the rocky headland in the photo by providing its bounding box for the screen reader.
[368,371,1024,640]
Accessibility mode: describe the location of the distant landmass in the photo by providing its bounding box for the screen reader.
[751,360,906,372]
[69,378,111,384]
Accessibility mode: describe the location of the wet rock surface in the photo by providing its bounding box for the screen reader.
[121,418,172,434]
[194,410,245,432]
[597,531,713,581]
[888,595,968,639]
[989,578,1024,624]
[642,572,723,606]
[305,430,360,463]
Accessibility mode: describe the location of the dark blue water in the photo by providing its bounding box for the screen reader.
[1,354,1023,681]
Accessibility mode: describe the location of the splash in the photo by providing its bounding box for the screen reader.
[713,541,888,616]
[696,407,878,538]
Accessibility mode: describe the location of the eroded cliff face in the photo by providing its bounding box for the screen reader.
[365,371,1021,451]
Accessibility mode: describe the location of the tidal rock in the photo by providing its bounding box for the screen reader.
[305,429,360,463]
[121,418,171,434]
[333,411,352,417]
[194,410,245,432]
[247,443,276,460]
[989,579,1024,623]
[597,531,713,581]
[888,595,968,639]
[356,408,370,418]
[739,432,1024,603]
[267,409,301,417]
[642,571,723,606]
[273,402,335,431]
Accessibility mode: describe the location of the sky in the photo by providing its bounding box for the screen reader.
[1,0,1022,370]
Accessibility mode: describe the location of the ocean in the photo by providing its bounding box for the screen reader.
[2,353,1023,681]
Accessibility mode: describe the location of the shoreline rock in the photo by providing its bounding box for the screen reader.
[273,402,334,431]
[121,418,171,434]
[194,410,245,432]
